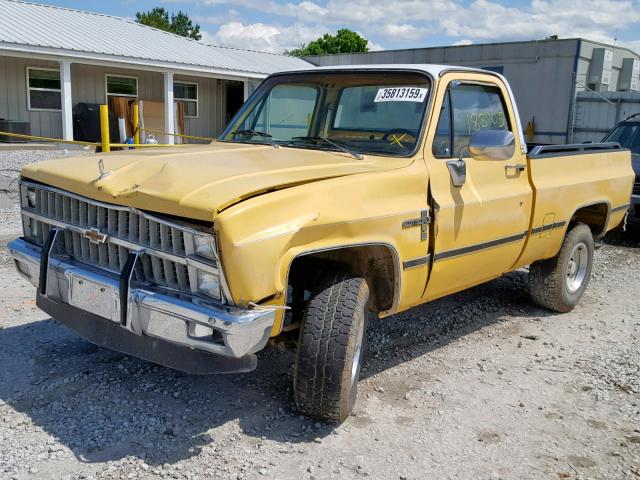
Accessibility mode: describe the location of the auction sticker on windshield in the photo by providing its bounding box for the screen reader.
[375,87,428,102]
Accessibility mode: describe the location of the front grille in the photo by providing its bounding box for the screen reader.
[20,182,220,300]
[24,187,188,256]
[634,177,640,196]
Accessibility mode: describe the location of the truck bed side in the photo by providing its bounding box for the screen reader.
[515,144,634,268]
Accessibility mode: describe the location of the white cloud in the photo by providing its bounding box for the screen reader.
[367,40,384,51]
[204,21,324,53]
[453,39,473,46]
[379,24,422,40]
[190,0,640,53]
[441,0,640,42]
[621,39,640,53]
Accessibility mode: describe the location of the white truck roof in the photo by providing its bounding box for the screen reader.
[289,63,487,77]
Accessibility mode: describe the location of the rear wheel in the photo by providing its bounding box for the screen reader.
[529,223,594,313]
[293,271,369,422]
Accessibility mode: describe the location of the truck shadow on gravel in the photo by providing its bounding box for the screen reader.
[602,228,640,247]
[0,269,556,467]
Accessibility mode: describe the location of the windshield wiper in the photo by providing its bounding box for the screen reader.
[290,136,363,160]
[232,129,272,138]
[231,129,278,148]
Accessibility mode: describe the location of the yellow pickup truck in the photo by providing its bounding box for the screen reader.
[9,65,634,422]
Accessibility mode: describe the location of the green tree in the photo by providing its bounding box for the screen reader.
[287,29,369,56]
[135,7,202,40]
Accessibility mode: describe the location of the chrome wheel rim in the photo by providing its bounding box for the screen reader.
[350,317,365,388]
[566,242,588,293]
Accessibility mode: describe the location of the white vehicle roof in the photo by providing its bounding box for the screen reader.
[283,63,488,77]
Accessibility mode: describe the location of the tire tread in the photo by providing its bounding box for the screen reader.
[529,223,593,313]
[293,272,368,422]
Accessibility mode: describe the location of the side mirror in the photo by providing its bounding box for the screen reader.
[468,129,515,161]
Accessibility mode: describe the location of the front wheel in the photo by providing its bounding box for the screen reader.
[293,272,369,422]
[529,223,594,313]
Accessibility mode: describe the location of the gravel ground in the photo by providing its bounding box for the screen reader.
[0,148,92,235]
[0,149,639,479]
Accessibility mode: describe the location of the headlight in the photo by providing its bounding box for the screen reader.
[197,270,221,300]
[193,233,216,262]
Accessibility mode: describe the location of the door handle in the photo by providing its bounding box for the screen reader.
[505,163,526,173]
[446,159,466,187]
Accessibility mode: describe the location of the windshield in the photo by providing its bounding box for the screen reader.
[220,71,432,157]
[603,122,640,155]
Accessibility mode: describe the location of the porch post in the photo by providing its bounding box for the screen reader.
[243,79,250,101]
[60,61,73,141]
[163,72,175,145]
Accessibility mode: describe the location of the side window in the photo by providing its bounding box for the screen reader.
[432,90,452,158]
[451,83,511,158]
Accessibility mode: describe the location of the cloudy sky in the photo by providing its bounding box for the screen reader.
[46,0,640,54]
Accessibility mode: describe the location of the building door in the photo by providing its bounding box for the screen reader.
[225,81,245,125]
[424,73,532,301]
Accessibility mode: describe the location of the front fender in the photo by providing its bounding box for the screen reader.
[214,161,430,335]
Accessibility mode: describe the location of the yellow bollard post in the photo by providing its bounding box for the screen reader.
[132,102,140,146]
[100,104,110,153]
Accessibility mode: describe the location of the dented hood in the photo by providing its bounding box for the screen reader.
[21,142,410,221]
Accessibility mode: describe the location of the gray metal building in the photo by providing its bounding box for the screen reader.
[306,38,640,144]
[0,0,309,143]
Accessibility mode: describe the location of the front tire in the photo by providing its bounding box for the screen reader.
[293,272,369,422]
[529,223,594,313]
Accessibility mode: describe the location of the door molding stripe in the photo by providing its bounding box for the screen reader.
[611,203,631,213]
[403,255,431,270]
[434,231,527,261]
[530,220,567,235]
[403,221,567,266]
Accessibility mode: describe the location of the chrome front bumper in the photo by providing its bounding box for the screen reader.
[9,237,275,362]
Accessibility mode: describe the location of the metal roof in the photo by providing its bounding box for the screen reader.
[0,0,311,78]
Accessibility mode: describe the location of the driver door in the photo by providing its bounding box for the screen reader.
[423,73,532,300]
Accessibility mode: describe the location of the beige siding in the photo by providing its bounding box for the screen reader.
[0,56,230,142]
[73,66,228,139]
[176,74,226,138]
[71,64,164,104]
[0,55,62,138]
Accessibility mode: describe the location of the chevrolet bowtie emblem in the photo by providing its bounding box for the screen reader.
[83,227,108,244]
[97,158,112,180]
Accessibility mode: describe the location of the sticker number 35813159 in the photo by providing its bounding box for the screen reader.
[374,87,428,103]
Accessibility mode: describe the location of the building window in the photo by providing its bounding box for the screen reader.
[106,75,138,99]
[174,81,198,117]
[27,67,61,111]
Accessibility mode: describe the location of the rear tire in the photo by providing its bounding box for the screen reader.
[529,223,594,313]
[293,272,369,422]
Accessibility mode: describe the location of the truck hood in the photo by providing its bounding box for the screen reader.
[21,142,411,221]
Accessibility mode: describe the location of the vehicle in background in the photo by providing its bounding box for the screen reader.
[8,65,635,422]
[603,113,640,227]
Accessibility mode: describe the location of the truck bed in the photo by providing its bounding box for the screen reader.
[514,141,634,268]
[526,142,624,158]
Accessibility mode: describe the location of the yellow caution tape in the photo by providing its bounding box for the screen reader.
[107,143,193,147]
[0,131,195,148]
[0,131,100,146]
[140,128,214,142]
